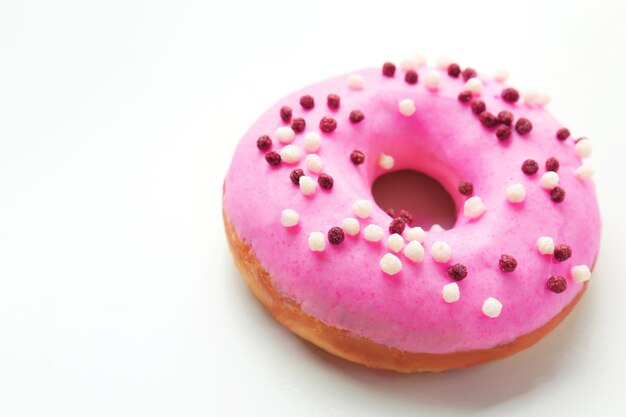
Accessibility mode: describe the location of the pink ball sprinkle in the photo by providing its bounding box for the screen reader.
[318,173,334,190]
[462,67,477,81]
[319,116,337,133]
[501,88,520,103]
[497,110,514,126]
[556,128,570,141]
[499,254,518,272]
[458,181,474,196]
[327,227,345,245]
[350,150,365,165]
[547,276,567,293]
[404,70,418,84]
[291,117,306,133]
[280,106,292,122]
[479,111,498,128]
[256,135,272,151]
[515,118,533,135]
[290,168,304,185]
[495,125,512,141]
[471,100,486,115]
[382,62,396,77]
[554,244,572,261]
[384,207,395,218]
[265,151,281,166]
[389,218,406,234]
[458,90,473,103]
[521,159,539,175]
[447,263,468,281]
[545,157,560,172]
[299,95,315,110]
[398,209,413,225]
[349,110,365,123]
[550,186,566,203]
[327,94,340,110]
[447,63,461,78]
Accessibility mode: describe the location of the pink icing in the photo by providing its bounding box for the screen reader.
[223,66,601,354]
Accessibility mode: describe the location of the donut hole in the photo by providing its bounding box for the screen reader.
[371,169,457,230]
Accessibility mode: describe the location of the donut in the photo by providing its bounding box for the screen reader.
[222,58,601,372]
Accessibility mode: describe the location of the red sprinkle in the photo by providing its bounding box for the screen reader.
[384,207,395,218]
[349,110,365,123]
[497,110,514,126]
[256,135,272,151]
[327,94,341,110]
[521,159,539,175]
[501,88,520,103]
[458,90,473,103]
[389,218,406,234]
[299,95,314,110]
[545,157,560,172]
[479,111,498,128]
[547,276,567,293]
[499,254,518,272]
[471,100,486,115]
[405,70,418,84]
[556,128,570,141]
[318,173,334,190]
[447,263,468,281]
[290,168,304,184]
[458,181,474,196]
[554,244,572,262]
[280,106,292,122]
[550,186,566,203]
[447,63,461,78]
[319,116,337,133]
[515,118,533,135]
[265,151,281,166]
[382,62,396,77]
[462,67,477,81]
[291,117,306,133]
[350,150,365,165]
[398,209,413,225]
[496,125,512,141]
[327,227,345,245]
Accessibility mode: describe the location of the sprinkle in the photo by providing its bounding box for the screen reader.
[327,94,340,109]
[537,92,551,106]
[515,118,533,135]
[280,106,292,122]
[280,144,302,163]
[382,62,396,77]
[378,153,395,169]
[463,196,486,219]
[403,240,425,262]
[493,68,509,82]
[482,297,503,318]
[571,265,591,283]
[462,67,477,81]
[501,88,520,103]
[497,110,514,126]
[458,90,473,102]
[364,224,384,242]
[265,151,281,166]
[404,70,418,84]
[547,276,567,293]
[447,263,468,281]
[319,116,337,133]
[430,241,452,263]
[303,132,321,152]
[398,98,416,116]
[404,227,426,242]
[465,78,483,94]
[350,150,365,165]
[545,157,560,172]
[352,199,374,218]
[276,126,295,143]
[342,218,360,236]
[413,52,427,67]
[575,138,592,158]
[300,95,314,110]
[424,70,441,90]
[471,100,486,115]
[430,224,445,232]
[496,125,512,141]
[499,254,518,272]
[436,56,453,68]
[308,232,326,252]
[550,186,566,203]
[347,74,365,90]
[291,117,306,133]
[318,173,334,190]
[537,237,555,255]
[327,227,345,245]
[540,171,559,189]
[384,207,395,217]
[442,283,460,303]
[505,183,526,203]
[554,244,572,262]
[387,233,405,253]
[380,253,402,275]
[458,180,473,196]
[522,159,539,175]
[447,63,461,77]
[556,128,570,141]
[256,135,272,151]
[523,90,539,105]
[479,111,498,128]
[400,57,419,70]
[398,209,413,225]
[299,176,317,195]
[290,168,304,185]
[575,164,594,180]
[349,110,365,123]
[305,154,324,173]
[389,218,406,234]
[280,209,300,227]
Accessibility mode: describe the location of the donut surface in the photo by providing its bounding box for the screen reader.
[223,62,600,371]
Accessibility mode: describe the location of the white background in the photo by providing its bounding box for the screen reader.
[1,0,625,416]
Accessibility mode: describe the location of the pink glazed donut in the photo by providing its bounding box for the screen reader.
[223,59,601,372]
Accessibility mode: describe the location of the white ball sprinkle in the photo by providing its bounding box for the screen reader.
[540,171,559,190]
[304,132,321,152]
[275,126,295,143]
[537,236,555,255]
[413,52,427,67]
[308,232,326,252]
[404,226,426,242]
[571,265,591,283]
[537,92,551,106]
[400,56,418,71]
[347,73,365,90]
[523,89,540,105]
[341,218,360,236]
[505,183,526,203]
[424,70,441,90]
[386,233,405,253]
[378,153,395,170]
[575,139,592,158]
[403,240,425,262]
[430,241,451,263]
[398,98,416,116]
[429,224,445,232]
[363,224,384,242]
[442,282,460,303]
[305,154,324,173]
[299,175,316,196]
[463,196,486,219]
[493,68,509,82]
[280,209,299,227]
[279,144,301,163]
[380,253,402,275]
[465,78,483,94]
[482,297,503,318]
[575,164,595,180]
[436,56,453,69]
[352,199,374,218]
